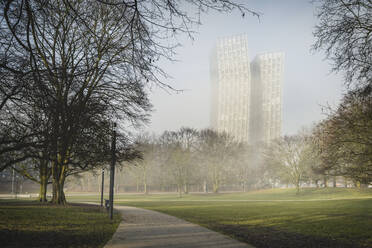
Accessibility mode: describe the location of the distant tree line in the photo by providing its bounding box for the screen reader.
[67,121,370,195]
[126,128,257,195]
[65,128,261,195]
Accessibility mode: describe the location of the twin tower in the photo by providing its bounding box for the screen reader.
[210,34,284,145]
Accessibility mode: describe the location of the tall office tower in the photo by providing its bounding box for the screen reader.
[250,52,284,144]
[210,34,251,143]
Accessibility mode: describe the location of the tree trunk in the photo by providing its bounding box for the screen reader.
[203,180,207,193]
[295,179,300,194]
[143,181,147,194]
[213,180,219,193]
[143,167,148,194]
[213,184,219,193]
[51,179,66,204]
[323,176,328,188]
[51,162,67,205]
[213,166,219,193]
[333,176,337,187]
[184,183,189,194]
[136,177,139,192]
[39,176,48,202]
[178,184,182,198]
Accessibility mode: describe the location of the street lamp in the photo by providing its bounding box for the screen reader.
[100,167,104,207]
[108,122,117,220]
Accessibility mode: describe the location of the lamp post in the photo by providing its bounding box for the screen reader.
[11,167,15,195]
[109,122,117,220]
[100,168,104,207]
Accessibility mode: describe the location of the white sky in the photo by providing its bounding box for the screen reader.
[143,0,345,136]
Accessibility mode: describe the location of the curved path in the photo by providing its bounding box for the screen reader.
[104,206,255,248]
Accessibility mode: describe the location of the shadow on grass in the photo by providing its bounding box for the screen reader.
[213,224,365,248]
[0,229,109,248]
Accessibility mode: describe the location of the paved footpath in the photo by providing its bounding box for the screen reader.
[104,206,255,248]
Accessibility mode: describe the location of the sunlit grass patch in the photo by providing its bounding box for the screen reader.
[66,187,372,203]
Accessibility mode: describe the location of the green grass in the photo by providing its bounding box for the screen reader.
[122,198,371,248]
[68,188,372,248]
[0,200,121,248]
[67,187,372,202]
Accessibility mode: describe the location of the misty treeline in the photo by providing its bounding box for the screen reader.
[67,127,260,195]
[68,114,370,196]
[0,0,256,204]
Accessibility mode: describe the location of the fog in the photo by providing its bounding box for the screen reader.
[145,0,344,136]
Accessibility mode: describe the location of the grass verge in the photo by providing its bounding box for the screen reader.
[110,188,372,248]
[0,200,121,248]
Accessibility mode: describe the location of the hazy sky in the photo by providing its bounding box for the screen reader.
[144,0,345,135]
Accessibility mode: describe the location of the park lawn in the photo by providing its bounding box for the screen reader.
[110,188,372,248]
[0,200,121,248]
[67,187,372,202]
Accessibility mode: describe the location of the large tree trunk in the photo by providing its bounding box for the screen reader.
[51,161,67,205]
[51,180,66,204]
[39,177,48,202]
[38,158,49,202]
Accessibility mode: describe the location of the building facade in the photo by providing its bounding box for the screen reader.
[210,34,251,143]
[250,52,284,144]
[210,34,283,144]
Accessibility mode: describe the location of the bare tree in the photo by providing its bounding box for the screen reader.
[313,0,372,92]
[131,133,159,194]
[264,134,313,193]
[198,129,239,193]
[159,130,189,197]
